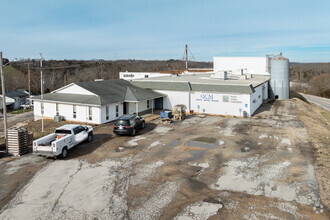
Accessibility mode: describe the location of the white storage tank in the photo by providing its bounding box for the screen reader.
[270,53,290,99]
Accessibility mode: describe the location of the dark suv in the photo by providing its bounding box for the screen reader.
[113,115,145,136]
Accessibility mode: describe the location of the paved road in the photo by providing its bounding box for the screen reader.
[300,93,330,112]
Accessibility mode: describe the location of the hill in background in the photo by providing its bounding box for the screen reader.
[1,59,329,98]
[5,59,212,93]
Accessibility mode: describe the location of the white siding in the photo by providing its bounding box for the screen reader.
[100,102,123,124]
[154,90,190,111]
[33,101,101,124]
[127,100,149,115]
[191,92,250,117]
[55,84,95,95]
[250,82,267,115]
[128,102,136,115]
[214,57,269,75]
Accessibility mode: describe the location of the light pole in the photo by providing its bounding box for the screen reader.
[40,53,44,132]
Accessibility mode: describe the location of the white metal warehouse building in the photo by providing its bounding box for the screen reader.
[131,74,269,117]
[33,56,288,124]
[129,56,273,117]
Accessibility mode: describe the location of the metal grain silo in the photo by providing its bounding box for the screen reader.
[270,53,290,99]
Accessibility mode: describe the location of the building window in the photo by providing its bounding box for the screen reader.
[116,104,119,117]
[56,103,59,114]
[88,107,92,120]
[73,105,76,119]
[147,100,150,108]
[106,106,109,120]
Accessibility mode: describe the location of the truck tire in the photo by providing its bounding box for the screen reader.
[87,133,93,142]
[61,147,68,159]
[131,128,136,136]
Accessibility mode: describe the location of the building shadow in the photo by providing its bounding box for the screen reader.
[251,100,275,117]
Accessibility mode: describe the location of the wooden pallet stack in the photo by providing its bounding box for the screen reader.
[173,104,186,121]
[7,128,29,156]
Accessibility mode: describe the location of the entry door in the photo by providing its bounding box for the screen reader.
[123,102,128,114]
[155,98,163,109]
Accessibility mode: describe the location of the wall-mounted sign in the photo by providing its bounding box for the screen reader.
[123,74,134,77]
[196,93,219,102]
[230,96,242,104]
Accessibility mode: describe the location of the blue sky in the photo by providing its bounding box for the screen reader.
[0,0,329,62]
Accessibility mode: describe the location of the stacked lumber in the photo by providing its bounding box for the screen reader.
[7,128,29,156]
[173,104,186,121]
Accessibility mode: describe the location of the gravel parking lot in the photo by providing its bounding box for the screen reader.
[0,100,328,219]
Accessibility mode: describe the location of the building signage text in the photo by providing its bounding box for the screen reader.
[230,96,242,104]
[196,93,219,102]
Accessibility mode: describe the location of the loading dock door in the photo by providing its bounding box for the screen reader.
[155,97,163,110]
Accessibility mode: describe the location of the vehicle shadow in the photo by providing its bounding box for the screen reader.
[65,133,113,159]
[138,122,157,135]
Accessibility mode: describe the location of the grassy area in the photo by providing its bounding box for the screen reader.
[294,97,330,207]
[320,110,330,123]
[9,108,33,114]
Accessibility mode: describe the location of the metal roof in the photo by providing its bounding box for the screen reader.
[131,73,269,94]
[32,79,165,106]
[6,91,28,98]
[32,93,101,106]
[131,81,191,91]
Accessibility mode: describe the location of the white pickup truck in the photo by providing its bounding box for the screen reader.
[33,124,93,158]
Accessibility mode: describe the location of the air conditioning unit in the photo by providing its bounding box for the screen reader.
[54,114,64,122]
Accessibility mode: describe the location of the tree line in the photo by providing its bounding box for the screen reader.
[2,59,328,98]
[290,63,330,98]
[3,59,212,93]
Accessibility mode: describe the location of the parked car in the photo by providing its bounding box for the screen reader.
[113,115,145,136]
[19,103,31,109]
[33,124,93,158]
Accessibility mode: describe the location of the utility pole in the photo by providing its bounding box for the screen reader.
[64,73,67,86]
[25,62,32,106]
[40,53,44,132]
[185,44,188,72]
[0,52,8,154]
[99,60,103,79]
